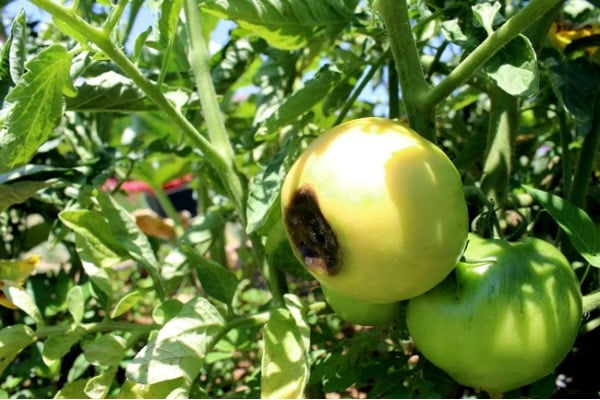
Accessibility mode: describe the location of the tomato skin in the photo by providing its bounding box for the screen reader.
[280,117,468,303]
[406,234,583,394]
[321,284,401,326]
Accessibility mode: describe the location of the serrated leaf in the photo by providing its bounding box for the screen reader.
[524,186,600,267]
[256,64,344,140]
[158,0,183,49]
[483,34,538,97]
[59,209,128,269]
[261,305,310,399]
[0,325,35,376]
[126,297,225,390]
[0,45,75,172]
[67,285,85,324]
[182,244,238,305]
[1,10,26,93]
[65,71,157,112]
[82,334,127,367]
[200,0,358,50]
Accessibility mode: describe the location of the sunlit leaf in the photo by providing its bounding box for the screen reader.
[261,301,310,398]
[126,297,225,391]
[0,45,75,172]
[524,186,600,267]
[200,0,358,50]
[0,325,35,376]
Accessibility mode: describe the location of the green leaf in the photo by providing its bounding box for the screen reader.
[261,301,310,399]
[524,186,600,267]
[111,289,145,318]
[0,325,35,376]
[0,45,75,172]
[0,9,27,99]
[126,297,225,390]
[0,180,55,212]
[200,0,358,50]
[42,328,85,365]
[483,34,538,97]
[472,1,502,36]
[0,255,39,285]
[97,191,160,272]
[67,285,85,324]
[152,299,184,325]
[82,334,127,367]
[81,259,113,299]
[548,57,600,136]
[118,377,190,399]
[5,285,44,326]
[59,209,128,269]
[246,136,298,234]
[158,0,183,49]
[256,64,344,140]
[181,244,239,305]
[84,366,118,399]
[55,379,89,399]
[65,71,156,112]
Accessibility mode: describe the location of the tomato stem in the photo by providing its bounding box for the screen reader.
[423,0,562,112]
[481,86,519,209]
[377,0,434,140]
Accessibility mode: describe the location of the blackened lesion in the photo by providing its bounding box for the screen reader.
[284,185,342,275]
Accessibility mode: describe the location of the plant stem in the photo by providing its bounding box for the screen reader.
[388,59,399,119]
[583,290,600,314]
[423,0,562,110]
[480,86,519,209]
[557,108,573,196]
[377,0,433,140]
[182,0,248,222]
[568,98,600,208]
[35,320,158,340]
[334,51,388,126]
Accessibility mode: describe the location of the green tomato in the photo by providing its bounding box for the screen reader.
[280,117,468,303]
[406,234,583,394]
[321,284,401,326]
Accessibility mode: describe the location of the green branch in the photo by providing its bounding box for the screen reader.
[423,0,562,110]
[377,0,433,140]
[183,0,248,222]
[480,86,519,209]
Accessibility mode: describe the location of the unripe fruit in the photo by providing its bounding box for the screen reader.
[281,117,468,303]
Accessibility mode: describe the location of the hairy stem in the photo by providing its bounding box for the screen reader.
[183,0,247,221]
[377,0,433,140]
[480,86,519,209]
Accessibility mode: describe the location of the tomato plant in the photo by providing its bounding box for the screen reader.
[281,117,468,303]
[406,233,583,394]
[0,0,600,398]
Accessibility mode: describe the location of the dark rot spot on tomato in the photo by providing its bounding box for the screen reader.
[284,185,341,275]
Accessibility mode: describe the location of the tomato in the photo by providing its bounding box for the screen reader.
[406,234,583,394]
[280,117,468,303]
[321,284,401,326]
